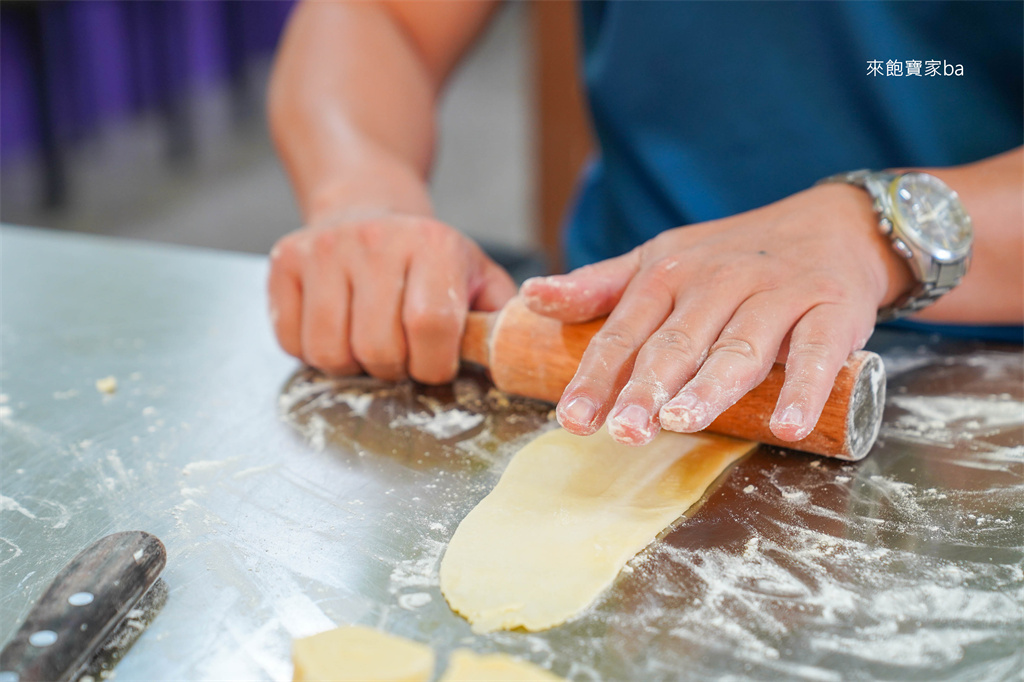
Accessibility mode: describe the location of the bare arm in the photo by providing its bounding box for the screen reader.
[919,147,1023,323]
[266,1,515,383]
[268,0,499,221]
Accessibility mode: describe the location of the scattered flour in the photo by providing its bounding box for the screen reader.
[881,349,936,378]
[0,538,23,567]
[232,464,277,480]
[388,538,446,594]
[882,393,1024,455]
[335,392,373,416]
[102,452,133,490]
[307,413,333,453]
[780,489,810,505]
[278,377,374,418]
[277,369,549,464]
[388,410,484,440]
[626,516,1022,678]
[890,394,1023,430]
[0,495,37,519]
[397,592,432,610]
[0,496,70,529]
[182,457,241,477]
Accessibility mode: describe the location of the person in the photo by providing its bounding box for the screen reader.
[265,1,1023,448]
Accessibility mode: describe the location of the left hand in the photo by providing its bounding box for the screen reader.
[520,183,913,446]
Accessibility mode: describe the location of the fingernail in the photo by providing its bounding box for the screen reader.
[775,405,804,428]
[659,391,708,432]
[772,404,810,439]
[559,396,597,429]
[607,404,656,446]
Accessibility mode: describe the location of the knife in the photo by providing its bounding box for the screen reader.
[0,531,166,682]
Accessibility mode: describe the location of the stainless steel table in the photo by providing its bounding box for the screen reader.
[2,225,1021,681]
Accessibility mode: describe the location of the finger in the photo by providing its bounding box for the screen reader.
[660,291,802,433]
[556,263,677,436]
[605,295,739,446]
[769,302,872,441]
[268,239,303,359]
[349,255,409,382]
[520,250,640,323]
[403,237,467,385]
[606,250,779,445]
[300,232,359,375]
[470,252,517,312]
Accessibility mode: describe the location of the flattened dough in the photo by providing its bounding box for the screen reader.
[440,427,755,632]
[440,650,562,681]
[292,625,434,682]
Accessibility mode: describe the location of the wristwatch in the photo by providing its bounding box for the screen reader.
[817,169,973,321]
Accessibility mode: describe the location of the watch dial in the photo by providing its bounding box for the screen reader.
[891,173,973,261]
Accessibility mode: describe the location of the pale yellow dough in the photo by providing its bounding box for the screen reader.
[291,626,560,682]
[292,625,434,682]
[439,426,755,632]
[440,650,562,681]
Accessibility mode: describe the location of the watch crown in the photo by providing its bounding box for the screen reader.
[878,218,893,235]
[893,239,914,259]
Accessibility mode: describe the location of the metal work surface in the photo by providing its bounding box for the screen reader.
[2,225,1022,681]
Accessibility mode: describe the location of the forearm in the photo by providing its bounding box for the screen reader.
[268,2,440,223]
[265,1,516,384]
[916,147,1023,324]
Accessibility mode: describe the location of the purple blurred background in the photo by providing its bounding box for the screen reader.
[1,0,295,205]
[0,1,535,269]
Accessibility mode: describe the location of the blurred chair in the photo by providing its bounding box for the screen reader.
[530,1,593,274]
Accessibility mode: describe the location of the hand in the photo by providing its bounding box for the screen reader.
[268,213,516,383]
[521,184,912,446]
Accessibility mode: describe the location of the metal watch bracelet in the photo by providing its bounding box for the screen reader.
[816,170,957,322]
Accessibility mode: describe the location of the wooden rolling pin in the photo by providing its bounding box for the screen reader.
[461,297,885,460]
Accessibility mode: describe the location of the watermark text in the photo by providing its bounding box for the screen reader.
[867,60,963,77]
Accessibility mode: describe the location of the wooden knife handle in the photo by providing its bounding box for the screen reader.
[462,298,885,460]
[0,531,166,682]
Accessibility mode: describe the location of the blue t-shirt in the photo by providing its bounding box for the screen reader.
[564,1,1023,341]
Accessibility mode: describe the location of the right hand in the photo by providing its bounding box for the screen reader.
[268,213,516,384]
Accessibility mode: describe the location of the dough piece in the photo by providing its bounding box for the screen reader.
[440,427,755,632]
[95,375,118,394]
[440,650,563,681]
[292,625,434,682]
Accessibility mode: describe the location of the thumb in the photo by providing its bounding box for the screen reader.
[469,255,518,312]
[519,250,640,323]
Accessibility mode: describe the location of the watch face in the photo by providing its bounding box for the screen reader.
[890,173,973,262]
